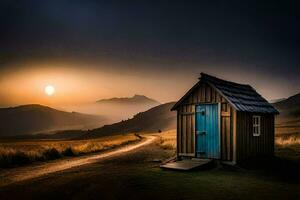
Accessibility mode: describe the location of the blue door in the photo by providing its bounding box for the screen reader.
[196,104,220,159]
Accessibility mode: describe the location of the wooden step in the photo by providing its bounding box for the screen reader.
[160,158,213,171]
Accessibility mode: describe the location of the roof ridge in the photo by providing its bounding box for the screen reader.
[172,72,279,114]
[200,72,250,87]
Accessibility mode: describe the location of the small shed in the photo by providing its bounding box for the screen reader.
[171,73,279,164]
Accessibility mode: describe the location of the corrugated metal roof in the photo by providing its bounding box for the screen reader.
[171,73,279,114]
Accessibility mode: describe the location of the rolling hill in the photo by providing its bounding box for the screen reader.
[83,91,300,138]
[4,92,298,138]
[273,93,300,124]
[0,104,106,136]
[83,102,176,138]
[272,93,300,135]
[273,93,300,111]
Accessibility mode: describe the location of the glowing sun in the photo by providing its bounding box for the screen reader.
[44,85,55,96]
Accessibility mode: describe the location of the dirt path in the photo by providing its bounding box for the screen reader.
[0,135,157,187]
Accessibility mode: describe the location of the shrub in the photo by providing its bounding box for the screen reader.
[0,149,32,168]
[62,147,75,156]
[42,148,61,160]
[11,151,31,165]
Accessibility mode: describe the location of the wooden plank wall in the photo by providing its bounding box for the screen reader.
[236,112,274,161]
[178,104,195,156]
[177,82,233,160]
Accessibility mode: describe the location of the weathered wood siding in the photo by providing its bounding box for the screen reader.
[177,82,234,160]
[236,112,274,161]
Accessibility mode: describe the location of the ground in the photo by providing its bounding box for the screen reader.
[0,130,299,200]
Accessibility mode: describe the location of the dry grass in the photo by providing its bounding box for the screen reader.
[275,132,300,162]
[156,130,176,150]
[0,134,140,168]
[275,132,300,146]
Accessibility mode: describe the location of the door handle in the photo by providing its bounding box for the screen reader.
[196,131,206,135]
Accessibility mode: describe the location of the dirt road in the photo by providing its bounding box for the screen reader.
[0,135,157,187]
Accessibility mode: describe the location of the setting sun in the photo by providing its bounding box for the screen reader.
[45,85,55,96]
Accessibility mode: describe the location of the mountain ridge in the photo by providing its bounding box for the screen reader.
[0,104,106,136]
[272,93,300,128]
[273,93,300,110]
[96,94,160,105]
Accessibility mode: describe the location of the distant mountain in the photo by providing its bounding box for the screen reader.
[273,93,300,110]
[0,104,106,136]
[97,94,160,105]
[92,94,161,122]
[83,102,176,138]
[272,93,300,132]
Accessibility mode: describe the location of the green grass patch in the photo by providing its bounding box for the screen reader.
[115,165,300,200]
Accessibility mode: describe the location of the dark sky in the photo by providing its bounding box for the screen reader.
[0,0,300,104]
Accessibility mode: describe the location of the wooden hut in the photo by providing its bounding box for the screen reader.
[171,73,279,164]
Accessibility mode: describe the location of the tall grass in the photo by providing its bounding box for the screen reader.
[157,130,176,150]
[275,133,300,146]
[0,134,140,168]
[275,133,300,162]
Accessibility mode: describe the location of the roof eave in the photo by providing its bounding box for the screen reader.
[170,81,201,111]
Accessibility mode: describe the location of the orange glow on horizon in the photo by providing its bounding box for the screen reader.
[0,62,292,108]
[0,63,184,107]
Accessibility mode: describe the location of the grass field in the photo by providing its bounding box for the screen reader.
[1,128,300,168]
[0,134,141,168]
[2,130,299,200]
[0,130,299,200]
